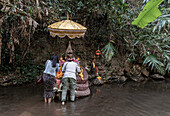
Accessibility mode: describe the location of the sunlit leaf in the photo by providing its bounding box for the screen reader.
[132,0,164,28]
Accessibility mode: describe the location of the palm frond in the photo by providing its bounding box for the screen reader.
[153,14,170,33]
[143,55,165,74]
[165,62,170,73]
[101,42,118,62]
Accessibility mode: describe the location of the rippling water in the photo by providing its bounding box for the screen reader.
[1,81,170,116]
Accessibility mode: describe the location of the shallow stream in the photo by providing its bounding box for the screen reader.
[1,81,170,116]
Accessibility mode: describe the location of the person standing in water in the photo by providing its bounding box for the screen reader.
[43,55,59,103]
[61,55,81,105]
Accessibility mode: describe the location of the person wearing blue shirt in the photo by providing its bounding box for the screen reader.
[43,55,59,103]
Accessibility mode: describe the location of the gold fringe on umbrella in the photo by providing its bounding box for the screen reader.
[48,16,87,39]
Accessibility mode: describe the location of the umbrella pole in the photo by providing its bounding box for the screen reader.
[66,36,69,49]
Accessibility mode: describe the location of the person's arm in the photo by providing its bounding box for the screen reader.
[62,62,66,72]
[45,60,48,68]
[56,63,59,72]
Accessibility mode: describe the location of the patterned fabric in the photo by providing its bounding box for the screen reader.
[43,73,56,98]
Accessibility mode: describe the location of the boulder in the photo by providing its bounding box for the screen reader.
[117,76,127,83]
[141,68,149,77]
[129,76,145,82]
[150,74,165,80]
[93,78,104,85]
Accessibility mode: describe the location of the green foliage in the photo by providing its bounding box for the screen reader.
[152,8,170,33]
[0,0,170,84]
[132,0,164,28]
[143,55,164,74]
[101,42,118,62]
[116,1,169,75]
[165,62,170,73]
[14,63,43,85]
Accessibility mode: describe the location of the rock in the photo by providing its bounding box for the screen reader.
[132,65,141,75]
[105,76,112,80]
[0,82,13,86]
[118,76,127,82]
[106,71,113,76]
[93,78,104,85]
[129,76,145,82]
[111,73,117,76]
[117,70,124,76]
[141,68,149,77]
[115,76,127,83]
[150,74,165,80]
[124,67,131,77]
[124,72,131,77]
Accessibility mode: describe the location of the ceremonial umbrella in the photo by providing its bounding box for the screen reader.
[48,13,87,39]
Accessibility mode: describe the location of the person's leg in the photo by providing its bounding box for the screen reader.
[61,78,69,104]
[44,98,47,103]
[69,78,76,101]
[48,98,52,103]
[43,73,48,103]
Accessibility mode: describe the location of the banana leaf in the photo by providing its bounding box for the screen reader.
[132,0,164,28]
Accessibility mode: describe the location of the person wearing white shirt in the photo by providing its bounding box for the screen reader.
[61,57,81,105]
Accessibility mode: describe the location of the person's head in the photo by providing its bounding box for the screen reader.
[66,52,73,59]
[67,54,73,62]
[51,55,59,67]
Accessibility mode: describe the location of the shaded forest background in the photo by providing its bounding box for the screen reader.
[0,0,169,85]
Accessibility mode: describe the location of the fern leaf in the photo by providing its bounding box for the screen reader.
[132,0,164,28]
[101,42,118,62]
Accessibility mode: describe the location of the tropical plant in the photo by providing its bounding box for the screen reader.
[0,0,169,84]
[143,55,165,74]
[101,41,118,62]
[132,0,164,28]
[166,62,170,73]
[152,8,170,33]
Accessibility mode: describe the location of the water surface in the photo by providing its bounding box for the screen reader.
[1,81,170,116]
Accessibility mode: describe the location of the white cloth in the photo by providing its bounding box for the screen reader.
[43,60,59,77]
[62,61,81,80]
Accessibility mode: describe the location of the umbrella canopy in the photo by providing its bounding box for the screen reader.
[48,14,87,39]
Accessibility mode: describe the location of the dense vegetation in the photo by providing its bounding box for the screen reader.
[0,0,169,85]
